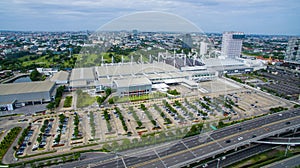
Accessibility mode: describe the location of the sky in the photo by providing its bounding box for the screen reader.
[0,0,299,35]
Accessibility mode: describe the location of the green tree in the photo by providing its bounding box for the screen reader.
[111,141,119,150]
[105,88,112,96]
[108,98,114,104]
[102,143,111,151]
[46,102,55,110]
[29,69,44,81]
[62,156,67,163]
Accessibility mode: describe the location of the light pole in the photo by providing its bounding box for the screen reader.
[217,156,226,168]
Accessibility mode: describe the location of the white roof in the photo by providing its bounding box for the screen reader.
[96,62,180,77]
[0,81,55,95]
[204,58,244,67]
[152,83,169,89]
[50,71,69,82]
[70,80,87,87]
[164,79,181,84]
[114,77,152,88]
[181,79,198,87]
[70,67,95,81]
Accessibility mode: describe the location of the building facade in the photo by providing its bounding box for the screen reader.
[285,38,300,64]
[0,81,56,111]
[113,77,152,97]
[200,42,208,56]
[182,34,193,49]
[221,31,245,59]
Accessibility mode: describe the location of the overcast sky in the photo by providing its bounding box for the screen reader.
[0,0,299,35]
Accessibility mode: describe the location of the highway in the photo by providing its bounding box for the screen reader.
[205,144,279,168]
[256,137,300,145]
[83,109,300,168]
[262,154,300,168]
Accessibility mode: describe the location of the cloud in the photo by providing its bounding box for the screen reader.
[0,0,299,35]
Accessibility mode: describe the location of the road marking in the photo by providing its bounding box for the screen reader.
[207,133,223,149]
[120,156,127,168]
[153,149,167,168]
[130,115,300,168]
[181,140,197,157]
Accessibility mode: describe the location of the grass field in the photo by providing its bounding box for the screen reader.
[114,92,167,103]
[63,96,73,108]
[18,54,77,68]
[76,90,95,108]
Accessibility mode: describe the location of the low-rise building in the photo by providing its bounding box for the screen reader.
[0,81,55,111]
[113,77,152,97]
[50,71,69,85]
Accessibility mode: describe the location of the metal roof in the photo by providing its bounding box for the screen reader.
[70,80,87,87]
[50,71,69,82]
[70,67,95,81]
[0,81,55,95]
[203,58,244,67]
[113,77,152,88]
[96,62,180,77]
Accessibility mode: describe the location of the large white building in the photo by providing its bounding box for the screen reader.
[285,38,300,64]
[50,71,69,85]
[113,77,152,97]
[0,81,56,111]
[200,42,208,57]
[221,31,245,59]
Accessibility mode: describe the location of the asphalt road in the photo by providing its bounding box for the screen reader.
[262,154,300,168]
[206,144,278,168]
[86,109,300,168]
[51,152,115,168]
[0,104,47,117]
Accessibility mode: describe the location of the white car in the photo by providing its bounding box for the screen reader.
[238,137,243,141]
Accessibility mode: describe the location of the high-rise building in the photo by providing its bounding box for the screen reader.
[200,42,208,56]
[182,34,193,49]
[285,38,300,64]
[221,31,245,59]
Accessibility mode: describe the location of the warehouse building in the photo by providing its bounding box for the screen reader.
[95,62,189,87]
[113,77,152,97]
[69,67,96,88]
[0,81,56,111]
[50,71,69,85]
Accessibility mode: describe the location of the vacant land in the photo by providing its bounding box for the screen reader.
[76,90,95,108]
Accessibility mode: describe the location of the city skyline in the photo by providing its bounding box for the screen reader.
[0,0,300,35]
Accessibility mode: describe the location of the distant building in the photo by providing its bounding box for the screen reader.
[221,31,245,59]
[36,68,58,76]
[182,34,193,49]
[0,81,55,111]
[285,38,300,64]
[200,42,208,56]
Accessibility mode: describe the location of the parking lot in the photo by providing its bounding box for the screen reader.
[2,76,294,158]
[228,68,300,101]
[199,78,241,93]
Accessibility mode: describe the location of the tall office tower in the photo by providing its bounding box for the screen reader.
[285,38,300,64]
[200,42,208,56]
[182,34,193,49]
[221,31,245,59]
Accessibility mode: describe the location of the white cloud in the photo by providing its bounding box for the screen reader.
[0,0,299,34]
